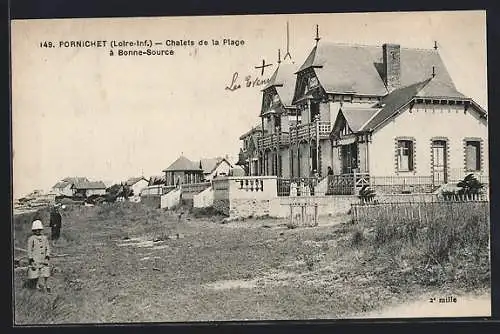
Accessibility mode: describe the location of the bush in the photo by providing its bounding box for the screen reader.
[191,206,218,218]
[358,185,376,204]
[350,227,365,247]
[457,174,484,195]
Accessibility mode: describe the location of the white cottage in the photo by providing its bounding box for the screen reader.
[125,177,149,197]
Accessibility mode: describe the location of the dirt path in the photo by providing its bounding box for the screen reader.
[351,292,491,319]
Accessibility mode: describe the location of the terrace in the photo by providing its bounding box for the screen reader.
[289,120,331,143]
[277,168,489,197]
[257,132,291,151]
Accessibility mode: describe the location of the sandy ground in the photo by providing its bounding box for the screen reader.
[351,292,491,319]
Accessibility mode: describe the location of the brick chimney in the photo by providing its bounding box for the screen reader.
[382,43,401,92]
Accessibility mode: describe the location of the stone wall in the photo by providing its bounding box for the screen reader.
[193,187,214,208]
[160,188,181,209]
[272,195,358,218]
[140,195,161,209]
[230,199,272,218]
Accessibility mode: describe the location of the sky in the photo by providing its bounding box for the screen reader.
[11,11,487,199]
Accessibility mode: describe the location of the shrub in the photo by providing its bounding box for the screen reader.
[358,185,376,204]
[457,174,484,195]
[350,227,365,247]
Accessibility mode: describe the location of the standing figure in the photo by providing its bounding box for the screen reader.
[327,166,334,176]
[27,220,51,292]
[49,206,62,243]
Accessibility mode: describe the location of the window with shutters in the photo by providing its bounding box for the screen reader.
[397,140,414,172]
[465,140,481,171]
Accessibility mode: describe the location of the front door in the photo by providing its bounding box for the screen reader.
[341,143,358,174]
[311,145,318,174]
[432,140,447,185]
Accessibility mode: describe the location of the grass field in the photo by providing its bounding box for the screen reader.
[13,201,491,324]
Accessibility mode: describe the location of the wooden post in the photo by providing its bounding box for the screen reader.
[353,171,357,195]
[301,204,306,226]
[314,203,318,226]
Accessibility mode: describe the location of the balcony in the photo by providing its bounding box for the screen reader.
[290,120,332,143]
[257,132,291,151]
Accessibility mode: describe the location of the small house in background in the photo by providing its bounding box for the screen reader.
[229,166,246,177]
[199,157,234,181]
[162,155,204,187]
[237,124,266,176]
[52,181,74,197]
[125,176,149,197]
[72,181,107,197]
[52,177,90,197]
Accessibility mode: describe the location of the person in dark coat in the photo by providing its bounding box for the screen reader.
[327,166,334,175]
[49,206,62,242]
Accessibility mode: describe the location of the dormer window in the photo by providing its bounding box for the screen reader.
[308,76,319,89]
[272,94,280,106]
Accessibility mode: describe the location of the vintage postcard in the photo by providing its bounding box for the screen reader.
[11,10,490,324]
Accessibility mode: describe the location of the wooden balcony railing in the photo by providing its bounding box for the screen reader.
[327,173,370,195]
[290,120,331,143]
[257,132,291,150]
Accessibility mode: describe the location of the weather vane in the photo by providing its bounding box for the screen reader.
[315,24,321,46]
[283,21,292,61]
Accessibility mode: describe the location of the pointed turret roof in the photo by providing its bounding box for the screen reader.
[162,156,202,172]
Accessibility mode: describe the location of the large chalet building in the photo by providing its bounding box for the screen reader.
[237,37,488,194]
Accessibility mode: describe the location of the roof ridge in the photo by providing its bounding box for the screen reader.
[317,41,439,52]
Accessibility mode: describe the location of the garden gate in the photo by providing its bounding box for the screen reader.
[288,197,319,228]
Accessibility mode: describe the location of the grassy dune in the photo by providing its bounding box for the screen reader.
[13,202,490,324]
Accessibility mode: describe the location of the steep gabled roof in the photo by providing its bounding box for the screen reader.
[52,181,70,189]
[262,63,298,107]
[199,157,233,175]
[163,156,202,172]
[341,107,380,133]
[55,177,90,189]
[239,124,265,140]
[199,158,219,174]
[125,177,148,186]
[73,181,106,190]
[295,42,465,98]
[363,78,433,131]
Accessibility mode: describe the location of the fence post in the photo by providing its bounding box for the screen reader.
[353,171,357,195]
[314,203,318,226]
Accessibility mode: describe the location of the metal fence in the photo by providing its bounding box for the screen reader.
[140,185,176,196]
[277,177,319,196]
[326,173,370,195]
[181,182,211,194]
[351,200,489,225]
[370,175,434,194]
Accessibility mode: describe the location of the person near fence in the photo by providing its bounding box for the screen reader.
[49,206,62,243]
[27,220,51,292]
[290,182,298,197]
[327,166,333,176]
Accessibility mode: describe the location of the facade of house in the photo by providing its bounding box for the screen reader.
[199,157,233,181]
[52,177,90,197]
[162,156,204,187]
[257,63,301,178]
[125,177,149,196]
[72,181,107,197]
[52,182,74,197]
[237,125,265,176]
[237,41,488,194]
